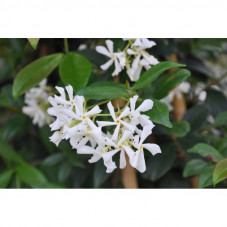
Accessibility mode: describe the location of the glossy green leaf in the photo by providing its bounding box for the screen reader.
[93,160,112,188]
[13,53,63,99]
[166,121,190,137]
[16,164,48,187]
[77,81,129,100]
[215,138,227,158]
[183,105,210,131]
[213,158,227,185]
[58,161,72,183]
[143,144,176,181]
[0,140,25,164]
[198,165,215,188]
[59,52,92,92]
[27,38,40,49]
[183,159,208,177]
[0,170,13,188]
[214,111,227,126]
[188,143,223,161]
[144,99,172,128]
[42,153,64,166]
[153,69,191,99]
[132,61,185,91]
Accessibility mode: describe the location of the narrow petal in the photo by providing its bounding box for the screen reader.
[105,40,114,54]
[132,54,141,69]
[142,52,159,65]
[96,46,111,57]
[74,95,85,116]
[85,105,102,117]
[118,106,130,119]
[89,154,101,163]
[66,85,74,101]
[136,150,146,173]
[127,48,137,55]
[55,86,66,99]
[97,121,116,127]
[119,150,126,169]
[140,126,152,144]
[137,99,153,112]
[101,59,114,70]
[77,146,95,154]
[138,115,155,128]
[49,131,62,146]
[107,102,116,121]
[122,145,135,160]
[104,137,118,148]
[102,149,119,162]
[120,120,135,132]
[112,58,122,76]
[130,95,139,112]
[143,144,161,156]
[112,124,120,142]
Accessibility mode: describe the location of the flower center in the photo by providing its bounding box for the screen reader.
[82,115,86,120]
[86,133,90,137]
[116,119,120,124]
[118,145,122,149]
[138,50,142,54]
[139,145,143,150]
[70,100,74,105]
[111,54,115,59]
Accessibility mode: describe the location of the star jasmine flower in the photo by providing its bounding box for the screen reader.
[97,101,135,141]
[132,38,156,49]
[130,126,161,173]
[96,40,126,76]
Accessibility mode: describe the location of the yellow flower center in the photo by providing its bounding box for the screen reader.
[82,116,86,120]
[86,133,90,137]
[70,100,74,105]
[116,119,120,124]
[139,145,143,150]
[118,145,122,149]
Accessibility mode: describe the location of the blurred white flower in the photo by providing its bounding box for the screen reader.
[22,79,51,127]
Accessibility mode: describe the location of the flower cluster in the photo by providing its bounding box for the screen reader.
[22,79,51,127]
[47,85,161,173]
[96,38,159,82]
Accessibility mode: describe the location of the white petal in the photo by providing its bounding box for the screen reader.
[49,131,62,146]
[89,154,101,163]
[85,105,102,117]
[112,124,121,142]
[105,40,114,54]
[140,126,152,144]
[138,115,155,128]
[102,149,119,162]
[136,150,146,173]
[141,39,156,48]
[132,54,141,69]
[104,137,118,148]
[122,145,135,160]
[77,146,95,154]
[77,137,89,148]
[132,39,143,47]
[118,130,132,145]
[66,85,74,101]
[137,99,153,112]
[119,150,126,169]
[74,95,85,116]
[97,121,116,127]
[143,144,162,156]
[118,106,130,119]
[120,120,135,132]
[101,59,114,70]
[127,48,137,55]
[112,58,122,76]
[55,86,66,99]
[107,102,116,121]
[39,79,47,88]
[96,46,111,57]
[142,53,159,65]
[130,95,139,112]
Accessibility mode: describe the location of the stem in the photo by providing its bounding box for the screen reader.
[64,38,69,53]
[5,105,21,113]
[87,99,111,109]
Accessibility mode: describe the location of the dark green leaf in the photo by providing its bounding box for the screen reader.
[59,52,92,92]
[142,144,176,181]
[214,111,227,126]
[93,160,112,188]
[188,143,223,161]
[0,170,13,188]
[215,138,227,158]
[0,140,25,164]
[144,99,172,128]
[166,121,190,137]
[213,158,227,185]
[58,161,72,183]
[39,126,56,153]
[77,81,129,100]
[132,61,185,91]
[13,53,63,98]
[16,164,48,187]
[183,105,210,131]
[42,153,64,166]
[153,69,191,99]
[198,165,215,188]
[183,159,208,177]
[27,38,40,49]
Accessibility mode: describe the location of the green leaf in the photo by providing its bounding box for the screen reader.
[213,158,227,185]
[142,144,176,181]
[0,140,25,164]
[27,38,40,49]
[188,143,223,162]
[153,69,191,99]
[0,170,13,188]
[93,160,112,188]
[198,165,215,188]
[77,81,129,100]
[183,105,210,131]
[13,53,63,99]
[58,161,72,183]
[215,138,227,158]
[144,99,172,128]
[132,61,185,91]
[59,52,92,92]
[166,121,190,137]
[183,159,208,177]
[214,111,227,126]
[16,164,48,187]
[42,153,64,166]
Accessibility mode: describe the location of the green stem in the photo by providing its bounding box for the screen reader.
[87,99,111,109]
[64,38,69,53]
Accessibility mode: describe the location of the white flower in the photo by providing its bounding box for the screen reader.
[97,101,135,141]
[130,126,161,173]
[132,38,156,49]
[22,79,50,127]
[96,40,126,76]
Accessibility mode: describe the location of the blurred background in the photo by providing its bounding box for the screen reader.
[0,38,227,188]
